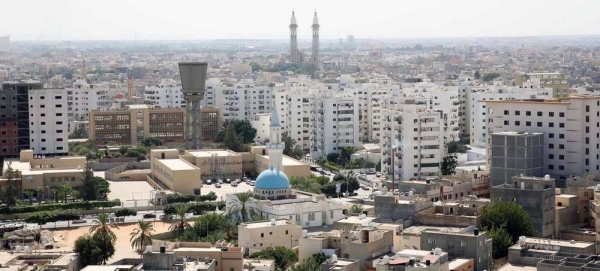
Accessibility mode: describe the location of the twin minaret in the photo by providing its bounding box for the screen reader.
[289,11,319,66]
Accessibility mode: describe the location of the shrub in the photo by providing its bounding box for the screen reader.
[25,210,81,224]
[166,192,218,204]
[163,202,225,215]
[0,200,121,215]
[114,208,137,217]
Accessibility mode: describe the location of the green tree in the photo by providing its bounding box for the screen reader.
[222,122,243,152]
[250,247,298,271]
[234,119,257,144]
[73,236,104,268]
[447,141,469,153]
[289,177,323,194]
[481,201,535,258]
[89,213,118,264]
[487,227,514,259]
[69,122,89,139]
[290,253,328,271]
[140,137,162,147]
[24,190,35,205]
[130,220,154,253]
[441,155,458,175]
[474,70,481,79]
[3,165,19,207]
[282,132,304,159]
[221,219,238,241]
[482,73,501,82]
[229,191,254,222]
[169,205,191,234]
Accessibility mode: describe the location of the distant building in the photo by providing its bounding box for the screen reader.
[142,242,243,271]
[238,219,302,255]
[516,72,569,98]
[507,236,595,267]
[0,36,9,51]
[143,80,186,109]
[420,226,493,271]
[373,248,449,271]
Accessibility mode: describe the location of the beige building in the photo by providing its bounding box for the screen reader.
[515,72,569,98]
[156,241,243,271]
[243,259,275,271]
[238,219,302,255]
[250,146,310,178]
[149,149,201,195]
[373,249,449,271]
[3,150,87,196]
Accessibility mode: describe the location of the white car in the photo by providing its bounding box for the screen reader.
[218,179,224,184]
[249,181,256,186]
[375,172,381,177]
[231,181,239,187]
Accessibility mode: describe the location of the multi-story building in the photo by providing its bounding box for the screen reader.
[237,219,302,255]
[469,84,552,147]
[67,79,110,121]
[0,81,43,157]
[486,96,600,187]
[90,105,185,145]
[420,226,493,271]
[489,132,545,186]
[506,237,595,268]
[516,72,569,98]
[380,109,447,181]
[203,79,272,122]
[143,80,187,109]
[28,87,69,155]
[310,94,360,158]
[142,242,244,271]
[491,175,556,238]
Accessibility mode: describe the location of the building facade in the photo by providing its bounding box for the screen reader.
[489,132,544,186]
[28,88,69,155]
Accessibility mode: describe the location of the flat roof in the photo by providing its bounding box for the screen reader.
[21,168,84,175]
[517,237,593,249]
[492,131,543,136]
[260,155,305,166]
[448,258,472,269]
[498,263,537,271]
[157,159,197,170]
[241,220,296,229]
[128,104,149,109]
[4,160,31,171]
[80,265,134,271]
[188,150,238,158]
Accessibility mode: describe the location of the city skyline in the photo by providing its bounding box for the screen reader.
[2,0,600,41]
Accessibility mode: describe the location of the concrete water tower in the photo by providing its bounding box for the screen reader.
[179,62,208,150]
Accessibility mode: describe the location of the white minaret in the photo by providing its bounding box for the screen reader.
[268,103,285,170]
[312,10,320,66]
[290,11,299,65]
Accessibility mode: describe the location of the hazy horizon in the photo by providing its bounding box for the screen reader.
[2,0,600,41]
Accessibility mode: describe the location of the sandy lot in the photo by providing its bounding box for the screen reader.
[49,221,174,263]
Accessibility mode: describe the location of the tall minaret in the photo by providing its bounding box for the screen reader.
[312,10,320,67]
[290,11,299,65]
[268,103,285,170]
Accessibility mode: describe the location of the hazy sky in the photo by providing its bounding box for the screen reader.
[3,0,600,40]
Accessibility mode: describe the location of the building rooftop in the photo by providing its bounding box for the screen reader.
[497,263,538,271]
[260,154,305,166]
[188,150,239,158]
[21,168,84,175]
[48,252,78,266]
[243,259,274,268]
[492,131,543,136]
[448,258,472,270]
[127,104,149,110]
[513,237,594,249]
[240,219,296,229]
[80,265,134,271]
[183,260,214,271]
[157,159,197,171]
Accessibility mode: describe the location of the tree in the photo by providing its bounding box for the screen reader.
[229,192,254,222]
[130,220,154,253]
[88,213,117,264]
[474,70,481,79]
[249,246,298,271]
[69,122,89,139]
[338,147,355,166]
[289,177,323,194]
[222,122,243,152]
[55,183,75,203]
[350,204,364,214]
[481,201,535,258]
[487,227,514,259]
[220,219,238,241]
[140,137,162,147]
[234,119,257,144]
[169,205,191,234]
[482,73,501,82]
[290,253,328,271]
[24,190,35,205]
[441,155,458,175]
[3,165,19,206]
[282,131,304,159]
[73,236,104,268]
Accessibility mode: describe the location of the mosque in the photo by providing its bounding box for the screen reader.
[226,104,344,227]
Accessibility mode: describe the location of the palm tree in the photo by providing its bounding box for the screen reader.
[221,219,238,241]
[36,187,43,203]
[229,191,254,222]
[23,190,34,205]
[202,230,226,244]
[89,213,119,242]
[169,205,190,233]
[130,220,154,253]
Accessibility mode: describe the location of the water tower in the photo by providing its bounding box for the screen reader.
[179,62,208,150]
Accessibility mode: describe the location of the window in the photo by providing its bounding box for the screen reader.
[559,112,565,117]
[55,96,62,99]
[504,120,509,125]
[559,123,564,128]
[526,111,531,116]
[537,122,542,127]
[55,104,62,108]
[285,230,288,235]
[559,165,565,170]
[504,110,509,115]
[559,155,564,160]
[515,110,520,115]
[41,130,46,134]
[57,138,63,142]
[461,241,466,247]
[549,122,554,127]
[261,233,264,237]
[549,112,554,117]
[515,121,521,126]
[559,134,564,139]
[56,130,63,133]
[549,164,554,170]
[526,121,531,126]
[549,154,554,159]
[428,238,436,245]
[537,111,543,117]
[559,144,564,149]
[40,105,45,108]
[308,213,315,221]
[549,133,554,138]
[549,144,554,149]
[56,113,62,116]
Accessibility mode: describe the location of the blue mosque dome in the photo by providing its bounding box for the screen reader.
[255,165,290,190]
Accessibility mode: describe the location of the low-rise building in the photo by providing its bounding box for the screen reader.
[373,248,449,271]
[143,242,243,271]
[321,257,361,271]
[507,237,595,267]
[243,259,275,271]
[415,198,488,228]
[374,194,433,223]
[238,219,302,255]
[420,226,492,271]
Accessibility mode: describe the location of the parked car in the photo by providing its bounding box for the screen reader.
[225,179,231,183]
[218,179,224,184]
[72,219,86,224]
[231,181,239,187]
[143,213,156,219]
[215,183,222,188]
[249,181,256,186]
[206,180,212,185]
[361,186,370,191]
[375,172,381,177]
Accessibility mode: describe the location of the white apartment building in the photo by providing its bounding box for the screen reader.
[351,83,391,142]
[29,88,69,155]
[486,96,600,187]
[143,80,186,109]
[469,85,552,147]
[380,108,446,181]
[66,79,110,120]
[275,87,314,151]
[250,113,271,143]
[311,94,360,159]
[203,79,273,122]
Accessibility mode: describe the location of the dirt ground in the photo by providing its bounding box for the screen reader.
[48,221,174,263]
